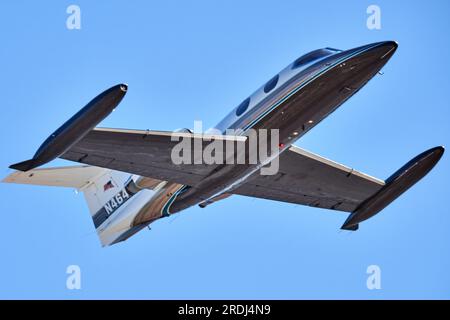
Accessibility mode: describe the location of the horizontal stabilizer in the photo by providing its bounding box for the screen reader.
[341,146,444,230]
[3,165,107,189]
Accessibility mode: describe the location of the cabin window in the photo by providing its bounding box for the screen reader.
[235,97,251,116]
[263,74,279,93]
[292,49,333,69]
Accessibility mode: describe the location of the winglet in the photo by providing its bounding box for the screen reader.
[341,146,444,231]
[9,159,36,172]
[342,223,359,231]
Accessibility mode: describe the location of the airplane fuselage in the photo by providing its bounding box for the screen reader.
[123,41,398,231]
[6,40,443,246]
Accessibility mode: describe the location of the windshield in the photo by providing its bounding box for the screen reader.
[292,48,341,69]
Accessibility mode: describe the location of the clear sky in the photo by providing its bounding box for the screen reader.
[0,0,449,299]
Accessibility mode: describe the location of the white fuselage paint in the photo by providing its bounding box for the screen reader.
[98,188,155,246]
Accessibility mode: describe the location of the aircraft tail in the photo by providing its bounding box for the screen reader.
[2,165,136,246]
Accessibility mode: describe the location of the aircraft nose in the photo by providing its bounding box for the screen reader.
[365,41,398,59]
[385,40,398,49]
[373,40,398,48]
[119,83,128,92]
[376,40,398,56]
[345,41,398,59]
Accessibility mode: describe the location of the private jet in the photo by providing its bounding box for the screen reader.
[3,41,444,246]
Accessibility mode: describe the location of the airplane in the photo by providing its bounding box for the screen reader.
[3,41,444,246]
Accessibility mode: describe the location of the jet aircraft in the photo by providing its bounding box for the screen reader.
[3,41,444,246]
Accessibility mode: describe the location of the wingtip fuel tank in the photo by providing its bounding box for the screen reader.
[9,83,128,172]
[341,146,444,230]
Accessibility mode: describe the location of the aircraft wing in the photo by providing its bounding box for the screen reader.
[61,128,384,212]
[60,127,246,187]
[231,145,385,212]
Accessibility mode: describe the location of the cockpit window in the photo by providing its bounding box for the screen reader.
[325,47,342,52]
[235,97,251,116]
[292,49,335,69]
[263,74,279,93]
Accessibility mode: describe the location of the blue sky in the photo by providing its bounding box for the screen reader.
[0,0,449,299]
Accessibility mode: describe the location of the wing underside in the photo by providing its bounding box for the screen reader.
[60,128,385,213]
[60,127,246,187]
[232,145,385,212]
[58,127,443,230]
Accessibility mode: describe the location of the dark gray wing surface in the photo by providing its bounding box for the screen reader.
[232,145,385,212]
[61,127,246,186]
